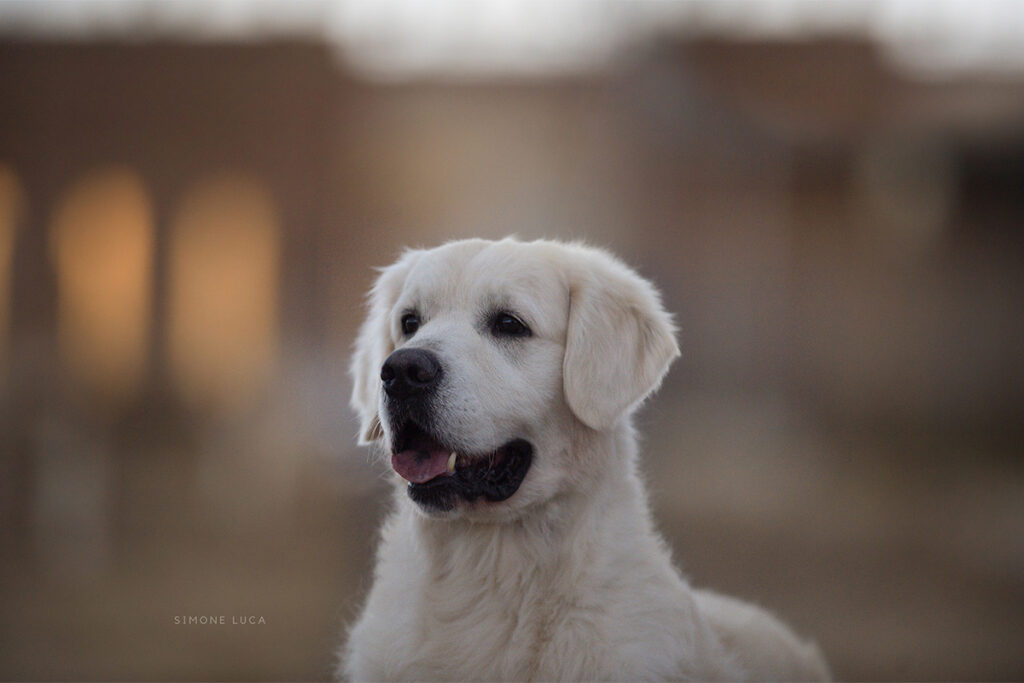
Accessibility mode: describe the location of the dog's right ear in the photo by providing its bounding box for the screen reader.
[350,250,421,445]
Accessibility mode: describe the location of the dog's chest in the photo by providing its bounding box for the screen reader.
[368,561,614,681]
[405,573,552,679]
[346,505,690,681]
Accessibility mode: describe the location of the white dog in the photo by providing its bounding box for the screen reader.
[342,237,829,682]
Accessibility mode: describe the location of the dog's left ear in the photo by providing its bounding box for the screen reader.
[563,250,680,431]
[350,250,422,445]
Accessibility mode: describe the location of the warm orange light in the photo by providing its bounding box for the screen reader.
[167,173,280,414]
[0,165,23,364]
[51,167,153,402]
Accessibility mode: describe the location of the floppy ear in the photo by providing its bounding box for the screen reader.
[563,251,680,431]
[350,250,421,445]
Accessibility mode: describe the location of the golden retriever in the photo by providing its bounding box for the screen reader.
[342,237,829,681]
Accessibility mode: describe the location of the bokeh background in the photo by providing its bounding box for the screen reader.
[1,1,1023,680]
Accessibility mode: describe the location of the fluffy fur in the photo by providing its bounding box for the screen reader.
[342,237,829,681]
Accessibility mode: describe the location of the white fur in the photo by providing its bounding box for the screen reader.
[342,238,829,681]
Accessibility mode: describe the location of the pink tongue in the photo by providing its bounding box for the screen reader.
[391,449,451,484]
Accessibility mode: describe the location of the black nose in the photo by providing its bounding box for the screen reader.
[381,348,442,399]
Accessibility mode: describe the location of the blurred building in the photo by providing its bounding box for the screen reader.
[4,35,1021,435]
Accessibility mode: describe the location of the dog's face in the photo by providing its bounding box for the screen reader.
[351,238,679,521]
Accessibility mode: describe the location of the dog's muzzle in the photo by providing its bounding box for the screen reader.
[381,349,533,512]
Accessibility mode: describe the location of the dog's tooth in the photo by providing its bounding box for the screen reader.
[447,452,457,474]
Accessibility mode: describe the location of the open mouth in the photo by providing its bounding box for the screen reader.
[390,421,533,512]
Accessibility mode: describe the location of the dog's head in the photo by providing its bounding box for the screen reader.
[350,238,679,520]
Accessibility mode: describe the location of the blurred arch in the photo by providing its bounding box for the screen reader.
[0,164,24,364]
[167,172,280,414]
[50,166,154,402]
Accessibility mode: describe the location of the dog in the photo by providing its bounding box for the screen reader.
[342,237,829,681]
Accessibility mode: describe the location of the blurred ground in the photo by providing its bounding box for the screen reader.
[2,394,1022,680]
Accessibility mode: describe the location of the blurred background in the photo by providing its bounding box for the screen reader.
[1,0,1023,680]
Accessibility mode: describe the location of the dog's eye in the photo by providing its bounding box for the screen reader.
[401,313,420,336]
[492,313,530,338]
